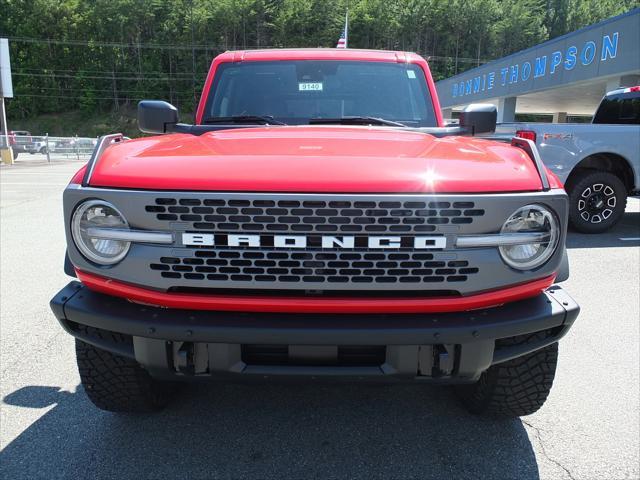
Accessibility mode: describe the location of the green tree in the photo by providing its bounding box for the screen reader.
[1,0,637,128]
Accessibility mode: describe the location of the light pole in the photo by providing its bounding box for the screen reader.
[0,38,14,164]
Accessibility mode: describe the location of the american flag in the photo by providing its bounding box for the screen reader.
[336,10,348,48]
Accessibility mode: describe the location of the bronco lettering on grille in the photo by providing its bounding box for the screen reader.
[181,233,447,249]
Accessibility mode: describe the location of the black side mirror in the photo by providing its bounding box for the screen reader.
[138,100,179,134]
[459,104,497,135]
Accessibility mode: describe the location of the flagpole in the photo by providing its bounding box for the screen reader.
[344,9,349,49]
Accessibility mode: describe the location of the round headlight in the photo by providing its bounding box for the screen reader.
[499,204,559,270]
[72,200,130,265]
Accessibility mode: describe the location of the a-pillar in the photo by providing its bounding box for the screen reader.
[497,97,516,123]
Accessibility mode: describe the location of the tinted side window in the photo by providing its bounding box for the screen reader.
[593,93,640,124]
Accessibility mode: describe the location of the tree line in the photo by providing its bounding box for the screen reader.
[1,0,637,121]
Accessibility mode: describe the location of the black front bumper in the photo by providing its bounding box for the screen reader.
[50,282,579,382]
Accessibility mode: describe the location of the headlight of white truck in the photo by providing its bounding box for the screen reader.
[499,204,559,270]
[71,200,130,265]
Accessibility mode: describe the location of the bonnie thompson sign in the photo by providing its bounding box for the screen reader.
[451,34,618,99]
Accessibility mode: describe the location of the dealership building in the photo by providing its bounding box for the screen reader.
[436,8,640,122]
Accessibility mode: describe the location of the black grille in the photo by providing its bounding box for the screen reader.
[150,249,479,285]
[146,198,485,234]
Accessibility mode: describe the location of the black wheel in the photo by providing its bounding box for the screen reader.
[75,328,173,413]
[455,336,558,417]
[568,170,627,233]
[39,146,48,154]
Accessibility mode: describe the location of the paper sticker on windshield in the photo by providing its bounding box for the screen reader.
[299,82,323,91]
[407,70,416,79]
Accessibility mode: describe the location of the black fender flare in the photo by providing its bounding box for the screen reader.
[64,251,77,278]
[555,248,570,283]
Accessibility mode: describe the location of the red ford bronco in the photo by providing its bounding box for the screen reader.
[50,49,579,416]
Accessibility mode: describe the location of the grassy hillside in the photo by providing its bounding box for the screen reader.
[8,107,193,138]
[9,108,138,138]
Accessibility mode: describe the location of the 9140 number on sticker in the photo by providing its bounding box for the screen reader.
[299,82,323,91]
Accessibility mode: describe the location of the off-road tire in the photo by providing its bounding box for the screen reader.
[455,337,558,417]
[568,170,627,233]
[75,329,171,413]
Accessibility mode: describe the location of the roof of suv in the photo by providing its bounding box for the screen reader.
[216,48,422,63]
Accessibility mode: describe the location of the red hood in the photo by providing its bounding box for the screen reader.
[89,126,545,193]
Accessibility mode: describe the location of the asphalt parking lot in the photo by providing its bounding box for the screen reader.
[1,161,638,480]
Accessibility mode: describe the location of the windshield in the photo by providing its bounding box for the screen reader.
[203,60,437,127]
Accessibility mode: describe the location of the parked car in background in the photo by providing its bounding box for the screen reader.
[38,137,97,156]
[493,86,640,233]
[7,130,33,159]
[70,137,97,154]
[25,138,56,154]
[1,135,99,159]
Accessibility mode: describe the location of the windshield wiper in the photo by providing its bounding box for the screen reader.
[204,115,286,125]
[309,116,406,127]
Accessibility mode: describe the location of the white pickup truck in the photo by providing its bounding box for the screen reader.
[493,86,640,233]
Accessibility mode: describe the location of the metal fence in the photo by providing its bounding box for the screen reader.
[0,135,98,162]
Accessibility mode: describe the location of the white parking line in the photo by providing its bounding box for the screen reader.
[0,182,67,186]
[0,172,77,175]
[619,237,640,241]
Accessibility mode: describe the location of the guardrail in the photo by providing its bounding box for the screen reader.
[0,135,99,162]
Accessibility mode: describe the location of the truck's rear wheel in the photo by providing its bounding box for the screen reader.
[568,170,627,233]
[76,335,172,413]
[455,341,558,417]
